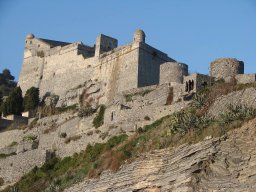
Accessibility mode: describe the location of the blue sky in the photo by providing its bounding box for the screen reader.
[0,0,255,80]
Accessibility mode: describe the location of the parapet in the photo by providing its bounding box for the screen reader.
[210,58,244,80]
[95,34,118,57]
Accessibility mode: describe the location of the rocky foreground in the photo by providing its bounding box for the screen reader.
[65,118,256,192]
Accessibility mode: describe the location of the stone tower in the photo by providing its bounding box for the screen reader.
[210,58,244,80]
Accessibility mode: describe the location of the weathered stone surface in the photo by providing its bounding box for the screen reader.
[65,118,256,192]
[208,87,256,117]
[210,58,244,80]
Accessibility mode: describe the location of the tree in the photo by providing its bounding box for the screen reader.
[0,69,16,96]
[1,87,23,116]
[2,69,14,81]
[23,87,40,111]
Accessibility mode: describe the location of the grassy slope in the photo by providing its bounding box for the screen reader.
[2,82,256,192]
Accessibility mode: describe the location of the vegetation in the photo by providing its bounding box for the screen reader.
[22,135,37,142]
[92,105,106,128]
[78,107,96,118]
[1,87,23,116]
[23,87,40,111]
[2,134,128,192]
[3,81,256,191]
[0,69,16,97]
[0,152,16,159]
[9,141,18,147]
[37,104,78,117]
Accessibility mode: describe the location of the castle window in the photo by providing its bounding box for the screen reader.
[187,80,195,92]
[185,82,188,92]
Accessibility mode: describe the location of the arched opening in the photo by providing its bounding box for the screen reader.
[191,80,194,90]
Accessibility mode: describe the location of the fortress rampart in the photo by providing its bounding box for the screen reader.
[18,30,255,107]
[18,30,189,104]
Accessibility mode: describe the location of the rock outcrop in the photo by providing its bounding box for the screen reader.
[65,117,256,192]
[208,87,256,117]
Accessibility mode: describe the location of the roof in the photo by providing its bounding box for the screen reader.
[38,38,71,47]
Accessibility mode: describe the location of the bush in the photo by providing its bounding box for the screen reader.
[60,132,67,138]
[144,116,150,121]
[93,105,106,128]
[23,87,39,111]
[1,87,23,116]
[219,104,256,125]
[78,107,96,118]
[106,134,128,149]
[23,135,37,142]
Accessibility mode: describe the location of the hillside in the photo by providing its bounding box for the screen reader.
[66,117,256,192]
[0,81,256,192]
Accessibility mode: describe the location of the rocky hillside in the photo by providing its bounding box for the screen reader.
[1,82,256,192]
[66,117,256,192]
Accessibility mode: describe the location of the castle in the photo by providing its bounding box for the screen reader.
[18,30,255,112]
[0,30,256,190]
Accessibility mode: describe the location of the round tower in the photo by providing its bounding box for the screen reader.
[210,58,244,80]
[133,29,146,43]
[160,62,188,84]
[26,33,35,39]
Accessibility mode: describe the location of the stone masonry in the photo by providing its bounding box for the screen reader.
[18,30,255,108]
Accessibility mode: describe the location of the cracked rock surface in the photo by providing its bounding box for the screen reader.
[65,118,256,192]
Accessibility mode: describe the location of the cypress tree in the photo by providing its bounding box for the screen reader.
[23,87,40,111]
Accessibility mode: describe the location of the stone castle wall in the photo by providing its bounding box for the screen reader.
[18,31,185,105]
[137,43,175,87]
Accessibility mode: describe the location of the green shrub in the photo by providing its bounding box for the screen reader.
[23,87,39,111]
[78,107,96,118]
[93,105,106,128]
[56,104,77,113]
[106,134,128,149]
[219,104,256,125]
[23,135,37,142]
[9,141,18,147]
[1,87,23,116]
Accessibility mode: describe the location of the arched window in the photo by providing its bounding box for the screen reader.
[185,82,188,92]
